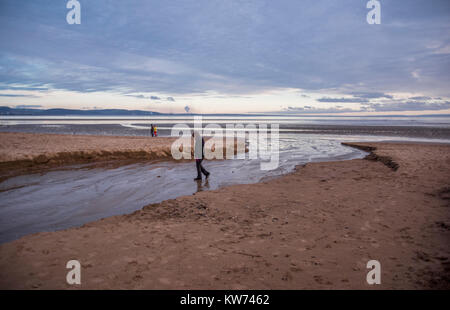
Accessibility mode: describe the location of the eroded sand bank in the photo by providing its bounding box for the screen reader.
[0,132,240,181]
[0,142,449,289]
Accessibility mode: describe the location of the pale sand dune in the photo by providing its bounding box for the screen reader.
[0,142,449,289]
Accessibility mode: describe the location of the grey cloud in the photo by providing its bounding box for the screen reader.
[317,97,369,103]
[282,100,450,114]
[126,94,173,101]
[409,96,432,100]
[0,86,48,91]
[0,93,38,98]
[285,106,357,114]
[351,92,393,99]
[126,94,146,99]
[15,104,42,108]
[366,101,450,112]
[0,0,449,109]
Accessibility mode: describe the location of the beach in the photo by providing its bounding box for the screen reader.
[0,132,240,183]
[0,138,449,289]
[0,132,175,182]
[2,0,450,297]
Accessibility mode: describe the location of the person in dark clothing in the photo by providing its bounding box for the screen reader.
[150,124,154,137]
[193,132,210,181]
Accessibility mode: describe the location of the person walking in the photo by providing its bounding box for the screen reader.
[154,125,158,137]
[193,131,210,181]
[150,124,154,137]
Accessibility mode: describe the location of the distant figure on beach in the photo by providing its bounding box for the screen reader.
[193,131,210,181]
[150,124,154,137]
[154,125,158,137]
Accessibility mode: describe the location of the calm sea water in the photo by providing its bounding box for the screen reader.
[1,115,450,138]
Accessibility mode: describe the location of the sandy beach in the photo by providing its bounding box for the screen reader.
[3,0,450,297]
[0,132,239,182]
[0,139,449,289]
[0,132,175,182]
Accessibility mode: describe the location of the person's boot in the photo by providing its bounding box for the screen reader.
[194,176,202,181]
[205,171,210,178]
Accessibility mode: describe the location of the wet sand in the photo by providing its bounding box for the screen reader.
[0,142,449,289]
[2,123,450,140]
[0,138,364,244]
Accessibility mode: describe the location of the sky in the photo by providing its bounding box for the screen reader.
[0,0,449,115]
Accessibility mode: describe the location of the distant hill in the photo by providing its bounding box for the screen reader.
[0,106,161,116]
[1,106,448,117]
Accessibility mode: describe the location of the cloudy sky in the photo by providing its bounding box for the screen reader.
[0,0,449,114]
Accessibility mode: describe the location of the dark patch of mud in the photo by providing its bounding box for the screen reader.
[341,143,399,171]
